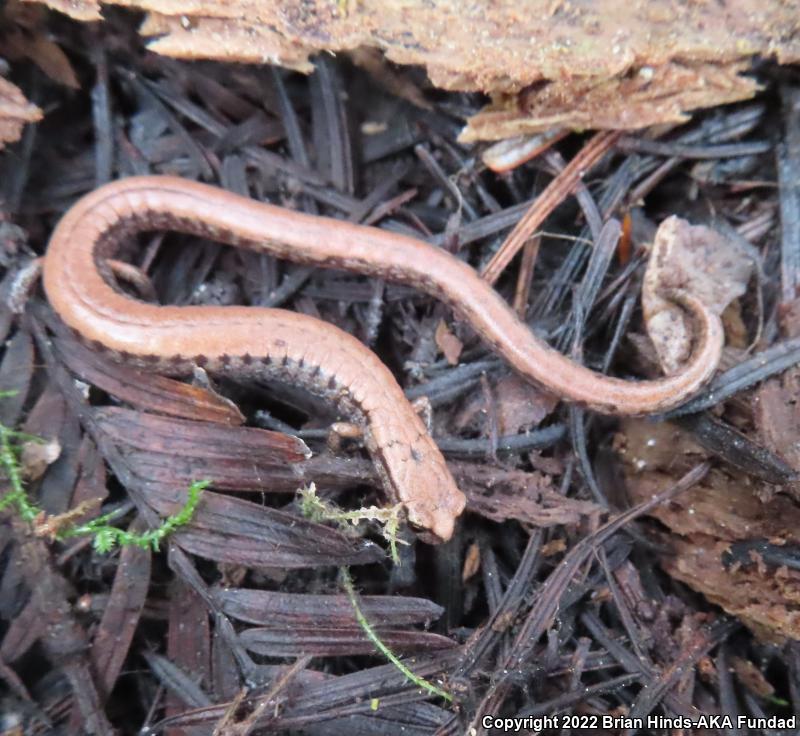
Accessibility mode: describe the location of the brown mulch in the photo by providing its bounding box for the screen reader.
[2,7,800,736]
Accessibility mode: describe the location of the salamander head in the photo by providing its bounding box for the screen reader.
[373,433,466,543]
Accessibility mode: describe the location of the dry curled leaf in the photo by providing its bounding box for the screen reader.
[643,217,754,373]
[27,0,800,141]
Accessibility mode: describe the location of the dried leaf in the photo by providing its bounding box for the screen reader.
[643,217,754,373]
[452,374,556,437]
[493,375,557,435]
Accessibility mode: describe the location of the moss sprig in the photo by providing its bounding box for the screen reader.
[0,397,207,552]
[340,567,453,703]
[298,483,405,564]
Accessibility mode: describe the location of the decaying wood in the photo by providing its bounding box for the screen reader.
[26,0,800,140]
[618,418,800,642]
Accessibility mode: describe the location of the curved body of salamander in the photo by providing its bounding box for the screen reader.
[43,176,724,541]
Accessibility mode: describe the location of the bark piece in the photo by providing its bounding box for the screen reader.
[28,0,800,141]
[624,461,800,641]
[452,462,602,527]
[54,333,245,425]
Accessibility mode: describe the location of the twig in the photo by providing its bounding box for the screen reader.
[480,131,621,285]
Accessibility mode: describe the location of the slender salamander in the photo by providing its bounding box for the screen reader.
[42,176,724,541]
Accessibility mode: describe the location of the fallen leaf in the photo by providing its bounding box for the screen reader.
[642,216,754,373]
[452,374,557,437]
[493,375,558,435]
